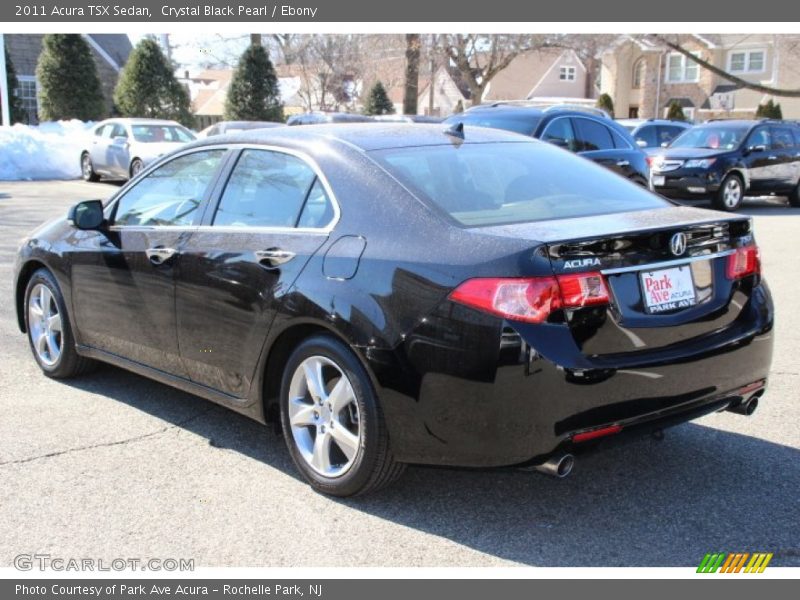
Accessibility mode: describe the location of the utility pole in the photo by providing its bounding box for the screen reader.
[0,33,10,126]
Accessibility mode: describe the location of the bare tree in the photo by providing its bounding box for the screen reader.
[440,34,549,105]
[649,34,800,97]
[403,34,421,115]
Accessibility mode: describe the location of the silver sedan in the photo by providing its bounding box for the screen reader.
[80,118,196,181]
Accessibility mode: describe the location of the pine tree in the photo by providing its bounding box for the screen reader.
[755,99,783,119]
[4,43,25,123]
[666,101,686,121]
[363,81,395,116]
[114,38,194,127]
[35,34,105,121]
[596,93,614,117]
[224,44,284,122]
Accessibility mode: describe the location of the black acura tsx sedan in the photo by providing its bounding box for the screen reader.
[14,124,774,496]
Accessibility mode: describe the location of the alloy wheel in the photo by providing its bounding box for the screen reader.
[28,283,62,367]
[723,178,742,208]
[287,356,362,478]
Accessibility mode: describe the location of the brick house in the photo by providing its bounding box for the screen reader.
[600,34,800,121]
[4,34,132,124]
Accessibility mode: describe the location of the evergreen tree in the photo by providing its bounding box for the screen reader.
[4,43,25,123]
[363,81,395,116]
[755,99,782,119]
[224,44,284,122]
[596,93,614,117]
[666,101,686,121]
[114,38,193,127]
[35,34,105,121]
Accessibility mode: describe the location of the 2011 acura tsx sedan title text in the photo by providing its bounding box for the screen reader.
[14,124,774,496]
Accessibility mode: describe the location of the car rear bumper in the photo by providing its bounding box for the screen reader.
[377,283,774,467]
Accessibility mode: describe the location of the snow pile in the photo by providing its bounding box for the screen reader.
[0,120,94,181]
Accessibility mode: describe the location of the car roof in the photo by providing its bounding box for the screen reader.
[101,118,182,126]
[186,122,536,152]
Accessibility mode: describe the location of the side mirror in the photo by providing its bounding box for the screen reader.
[68,200,105,230]
[636,139,647,148]
[660,141,669,148]
[547,138,570,149]
[746,144,767,154]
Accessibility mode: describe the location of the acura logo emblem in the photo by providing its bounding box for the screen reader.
[670,232,687,256]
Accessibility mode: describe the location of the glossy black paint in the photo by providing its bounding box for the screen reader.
[652,119,800,200]
[14,124,775,468]
[443,106,651,185]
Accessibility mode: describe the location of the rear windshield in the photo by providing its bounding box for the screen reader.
[446,114,541,136]
[371,142,667,227]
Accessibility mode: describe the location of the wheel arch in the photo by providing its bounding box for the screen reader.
[15,259,50,333]
[726,166,749,190]
[257,319,380,427]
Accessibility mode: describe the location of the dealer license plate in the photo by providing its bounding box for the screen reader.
[640,265,696,313]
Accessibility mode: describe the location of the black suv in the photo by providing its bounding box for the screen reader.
[651,119,800,211]
[443,104,650,186]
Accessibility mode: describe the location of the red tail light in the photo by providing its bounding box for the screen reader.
[572,424,623,443]
[726,245,760,280]
[449,272,610,324]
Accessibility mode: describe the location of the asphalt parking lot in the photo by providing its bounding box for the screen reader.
[1,180,798,568]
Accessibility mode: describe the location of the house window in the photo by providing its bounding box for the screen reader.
[15,76,38,124]
[666,52,700,83]
[728,49,766,73]
[632,58,645,89]
[559,66,576,82]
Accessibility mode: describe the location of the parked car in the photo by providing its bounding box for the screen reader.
[81,119,196,182]
[370,114,444,123]
[444,104,650,186]
[650,119,800,211]
[16,124,773,496]
[618,118,692,149]
[287,112,374,125]
[199,121,284,137]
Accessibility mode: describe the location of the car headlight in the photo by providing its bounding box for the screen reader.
[684,158,717,169]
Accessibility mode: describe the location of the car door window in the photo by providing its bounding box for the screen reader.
[658,126,684,146]
[541,118,577,151]
[110,123,128,139]
[574,118,615,151]
[113,150,226,227]
[633,126,657,148]
[297,179,336,229]
[747,127,771,149]
[96,124,114,138]
[771,127,795,150]
[213,149,318,228]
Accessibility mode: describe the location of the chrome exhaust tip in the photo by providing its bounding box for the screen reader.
[532,453,575,478]
[727,396,759,416]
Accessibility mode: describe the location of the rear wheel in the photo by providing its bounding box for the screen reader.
[714,173,744,211]
[81,152,99,182]
[789,183,800,207]
[129,158,144,178]
[279,335,405,496]
[24,269,96,378]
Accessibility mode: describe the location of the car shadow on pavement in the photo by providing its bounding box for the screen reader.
[62,364,800,568]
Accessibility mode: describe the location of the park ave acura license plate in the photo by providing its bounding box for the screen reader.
[640,265,697,313]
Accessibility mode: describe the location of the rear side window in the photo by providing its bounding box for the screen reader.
[574,118,615,151]
[658,125,685,146]
[633,125,657,148]
[371,142,667,227]
[771,127,795,150]
[450,114,540,136]
[214,149,333,228]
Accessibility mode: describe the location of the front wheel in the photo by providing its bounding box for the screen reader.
[713,173,744,211]
[279,335,405,496]
[24,269,96,378]
[129,158,144,179]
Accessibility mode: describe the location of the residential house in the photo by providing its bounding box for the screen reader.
[4,34,132,124]
[416,65,474,116]
[600,34,800,121]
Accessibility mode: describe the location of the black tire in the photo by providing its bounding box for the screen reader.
[81,152,99,182]
[279,334,405,496]
[129,158,144,179]
[789,183,800,208]
[23,268,96,379]
[713,173,744,211]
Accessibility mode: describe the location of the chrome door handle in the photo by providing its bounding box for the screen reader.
[255,248,295,267]
[616,160,630,167]
[768,156,778,160]
[146,247,178,265]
